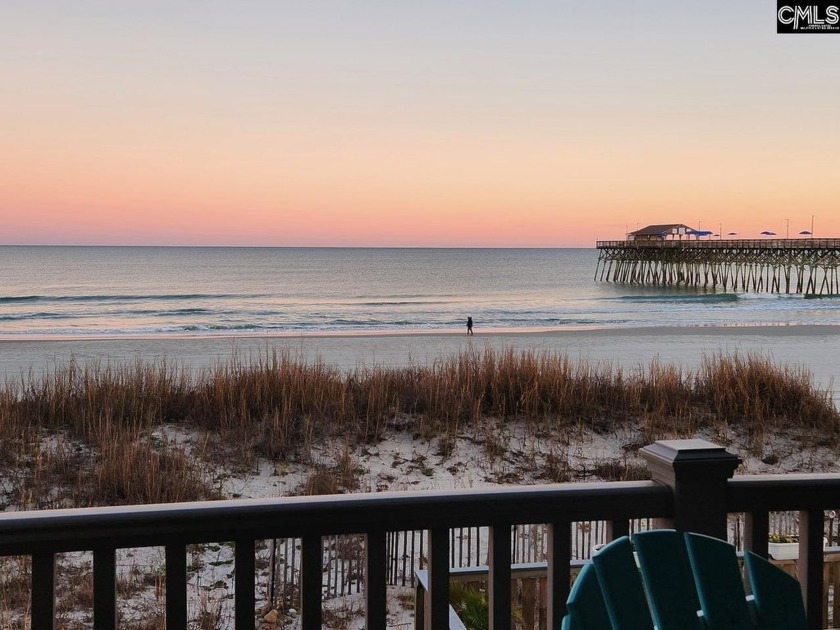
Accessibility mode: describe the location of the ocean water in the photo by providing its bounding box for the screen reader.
[2,246,840,338]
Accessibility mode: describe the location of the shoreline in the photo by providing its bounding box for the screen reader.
[2,322,839,343]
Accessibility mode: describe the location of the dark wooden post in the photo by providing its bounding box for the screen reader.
[301,535,323,630]
[546,521,571,629]
[606,519,629,542]
[489,523,512,629]
[165,544,188,630]
[235,538,256,630]
[427,528,450,630]
[743,511,769,558]
[93,547,117,630]
[640,439,740,540]
[799,508,825,630]
[365,530,387,630]
[31,552,56,630]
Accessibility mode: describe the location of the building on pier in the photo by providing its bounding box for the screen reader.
[595,235,840,295]
[627,224,694,242]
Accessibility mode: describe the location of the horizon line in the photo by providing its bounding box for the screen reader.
[0,243,597,249]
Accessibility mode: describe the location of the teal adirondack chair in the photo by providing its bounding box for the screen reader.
[562,530,808,630]
[564,562,612,630]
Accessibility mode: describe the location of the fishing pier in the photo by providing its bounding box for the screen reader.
[596,236,840,295]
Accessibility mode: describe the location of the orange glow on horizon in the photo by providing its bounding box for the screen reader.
[3,121,837,247]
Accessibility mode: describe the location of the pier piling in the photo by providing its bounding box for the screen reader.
[595,239,840,295]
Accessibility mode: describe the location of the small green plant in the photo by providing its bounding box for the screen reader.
[769,533,798,543]
[449,582,524,630]
[450,583,490,630]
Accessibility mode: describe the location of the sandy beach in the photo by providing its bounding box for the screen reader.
[3,324,839,404]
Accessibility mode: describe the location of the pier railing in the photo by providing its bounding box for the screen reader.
[1,439,840,629]
[596,238,840,249]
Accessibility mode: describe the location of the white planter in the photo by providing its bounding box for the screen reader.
[768,542,798,560]
[767,538,827,560]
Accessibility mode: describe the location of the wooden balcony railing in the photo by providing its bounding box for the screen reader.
[1,439,840,629]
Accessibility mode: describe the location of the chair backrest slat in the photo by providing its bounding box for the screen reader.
[592,536,654,630]
[744,550,807,630]
[683,532,753,630]
[565,563,612,630]
[633,530,704,630]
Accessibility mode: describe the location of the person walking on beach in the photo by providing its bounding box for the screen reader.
[467,316,473,335]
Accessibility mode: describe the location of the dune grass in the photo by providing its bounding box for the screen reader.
[0,347,837,510]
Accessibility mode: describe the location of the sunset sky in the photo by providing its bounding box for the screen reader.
[2,1,838,247]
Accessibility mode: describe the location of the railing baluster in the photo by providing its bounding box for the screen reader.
[402,529,409,585]
[289,536,297,601]
[489,523,512,629]
[93,547,116,630]
[546,521,571,630]
[823,561,830,629]
[234,538,255,630]
[799,509,825,630]
[428,527,449,630]
[301,535,322,630]
[365,530,387,630]
[832,554,840,626]
[31,551,55,630]
[165,544,187,630]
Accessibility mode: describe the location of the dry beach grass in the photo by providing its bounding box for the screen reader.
[1,347,838,509]
[1,348,839,626]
